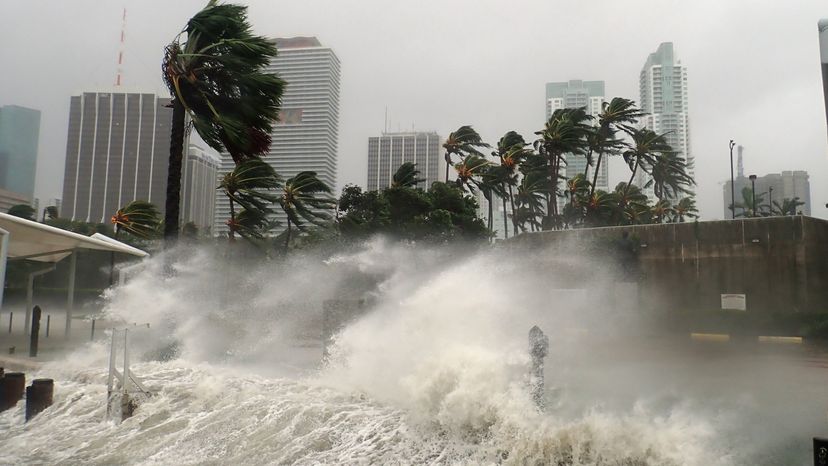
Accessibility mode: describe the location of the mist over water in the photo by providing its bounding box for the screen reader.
[1,238,826,465]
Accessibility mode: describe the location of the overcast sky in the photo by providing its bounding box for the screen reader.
[1,0,826,219]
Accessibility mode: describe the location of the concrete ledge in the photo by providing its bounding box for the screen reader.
[690,333,730,342]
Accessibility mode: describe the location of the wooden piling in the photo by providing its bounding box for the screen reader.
[7,311,12,333]
[45,315,50,338]
[25,378,54,421]
[29,305,41,357]
[0,372,25,412]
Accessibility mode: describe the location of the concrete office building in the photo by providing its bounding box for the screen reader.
[0,105,41,201]
[61,91,172,223]
[367,132,440,190]
[722,170,811,217]
[637,43,692,201]
[545,80,608,190]
[215,37,341,235]
[181,143,219,232]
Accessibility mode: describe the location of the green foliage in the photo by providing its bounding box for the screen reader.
[337,178,489,242]
[219,158,282,240]
[7,204,35,220]
[391,162,425,189]
[163,0,284,162]
[443,125,490,182]
[111,200,161,239]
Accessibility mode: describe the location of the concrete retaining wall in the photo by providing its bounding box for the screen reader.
[511,216,828,314]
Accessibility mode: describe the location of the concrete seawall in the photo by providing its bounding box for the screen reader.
[510,216,828,314]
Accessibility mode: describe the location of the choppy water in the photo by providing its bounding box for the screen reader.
[1,239,827,465]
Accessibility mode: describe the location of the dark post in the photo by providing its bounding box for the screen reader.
[7,311,12,333]
[749,174,757,217]
[815,437,828,466]
[768,186,773,215]
[46,315,50,338]
[729,140,736,219]
[0,372,25,412]
[91,319,96,341]
[25,378,54,421]
[29,305,41,357]
[528,325,549,410]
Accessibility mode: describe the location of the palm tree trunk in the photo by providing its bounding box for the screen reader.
[508,185,517,237]
[623,159,640,199]
[487,194,493,234]
[590,152,603,197]
[285,217,292,251]
[501,184,509,239]
[444,154,451,183]
[164,97,186,244]
[228,197,236,242]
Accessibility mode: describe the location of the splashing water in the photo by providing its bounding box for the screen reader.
[1,238,824,464]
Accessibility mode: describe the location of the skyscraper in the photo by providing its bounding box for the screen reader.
[545,80,608,190]
[61,91,172,223]
[181,143,219,232]
[214,37,341,235]
[367,132,440,190]
[722,170,811,217]
[819,19,828,140]
[0,105,41,201]
[637,43,692,201]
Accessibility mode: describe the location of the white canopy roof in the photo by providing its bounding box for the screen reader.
[0,212,149,262]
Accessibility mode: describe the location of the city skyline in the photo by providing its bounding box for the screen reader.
[366,131,441,191]
[1,1,827,222]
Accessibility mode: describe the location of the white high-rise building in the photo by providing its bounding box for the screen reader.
[545,80,608,191]
[637,43,692,201]
[214,37,340,235]
[181,143,219,232]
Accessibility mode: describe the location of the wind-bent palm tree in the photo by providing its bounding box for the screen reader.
[729,186,766,218]
[280,171,335,250]
[621,128,672,200]
[110,200,161,239]
[443,126,489,182]
[162,1,284,241]
[771,197,805,216]
[672,196,698,223]
[219,158,282,241]
[646,152,694,201]
[587,98,645,197]
[391,162,425,189]
[651,199,675,223]
[493,131,531,238]
[614,182,651,225]
[514,171,548,233]
[534,107,593,228]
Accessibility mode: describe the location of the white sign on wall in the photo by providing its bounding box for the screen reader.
[721,294,747,311]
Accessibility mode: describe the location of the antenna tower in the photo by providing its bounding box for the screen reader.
[115,8,126,86]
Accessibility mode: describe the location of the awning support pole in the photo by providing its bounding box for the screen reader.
[65,251,77,337]
[24,265,56,336]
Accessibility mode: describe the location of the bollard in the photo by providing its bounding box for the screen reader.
[25,378,54,421]
[91,319,96,341]
[7,311,12,333]
[528,325,549,410]
[29,306,41,358]
[815,437,828,466]
[46,315,50,338]
[0,372,25,412]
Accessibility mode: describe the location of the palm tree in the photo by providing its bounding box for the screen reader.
[514,171,548,233]
[729,186,766,218]
[621,128,672,200]
[280,171,335,250]
[673,197,698,223]
[534,107,593,228]
[651,199,675,223]
[42,206,59,222]
[219,158,282,241]
[391,162,425,189]
[493,131,531,238]
[646,152,694,201]
[443,126,489,182]
[587,98,645,197]
[771,197,805,216]
[110,200,160,239]
[162,1,284,241]
[583,190,619,227]
[614,182,651,225]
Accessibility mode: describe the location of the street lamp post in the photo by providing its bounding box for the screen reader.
[729,140,736,219]
[768,186,773,215]
[749,174,757,217]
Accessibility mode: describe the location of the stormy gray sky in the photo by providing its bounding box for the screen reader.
[1,0,826,219]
